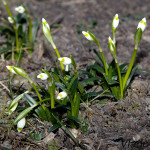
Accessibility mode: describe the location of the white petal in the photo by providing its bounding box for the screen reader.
[6,66,16,74]
[112,14,119,29]
[82,31,93,41]
[37,73,48,80]
[137,17,146,32]
[8,17,14,24]
[58,57,71,65]
[42,18,50,30]
[17,118,26,132]
[15,6,25,13]
[57,91,67,100]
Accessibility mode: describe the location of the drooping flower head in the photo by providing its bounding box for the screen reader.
[82,31,93,41]
[137,17,146,32]
[37,73,48,80]
[112,14,119,29]
[58,57,72,65]
[8,17,14,24]
[6,66,16,74]
[15,6,25,14]
[57,91,67,100]
[17,118,26,132]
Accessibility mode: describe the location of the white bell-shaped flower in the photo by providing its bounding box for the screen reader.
[17,118,26,132]
[15,6,25,14]
[42,18,50,33]
[82,31,93,41]
[6,66,16,74]
[8,17,14,24]
[37,73,48,80]
[57,91,67,100]
[137,17,146,32]
[58,57,71,65]
[112,14,119,29]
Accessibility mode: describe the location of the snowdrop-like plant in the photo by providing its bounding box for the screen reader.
[83,15,148,100]
[17,118,26,132]
[15,6,25,14]
[37,73,48,80]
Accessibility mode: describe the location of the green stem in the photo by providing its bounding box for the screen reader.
[31,83,45,110]
[54,47,65,74]
[14,27,19,53]
[97,45,108,75]
[26,12,32,44]
[116,61,123,98]
[2,0,13,17]
[122,49,137,90]
[112,30,116,55]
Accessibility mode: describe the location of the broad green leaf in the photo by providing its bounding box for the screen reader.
[48,124,61,132]
[81,77,100,85]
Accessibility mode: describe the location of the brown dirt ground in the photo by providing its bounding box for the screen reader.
[0,0,150,149]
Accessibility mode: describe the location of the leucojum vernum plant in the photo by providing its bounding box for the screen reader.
[82,14,148,100]
[7,17,87,146]
[0,0,39,61]
[6,12,149,147]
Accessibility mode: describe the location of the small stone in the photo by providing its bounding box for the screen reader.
[43,132,55,144]
[133,134,140,141]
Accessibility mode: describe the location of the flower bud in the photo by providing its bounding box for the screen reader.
[137,17,146,32]
[42,18,56,49]
[9,103,18,115]
[112,14,119,29]
[17,118,26,132]
[37,73,48,80]
[15,6,25,14]
[108,36,115,52]
[82,31,93,41]
[8,17,14,24]
[6,66,16,74]
[57,91,67,100]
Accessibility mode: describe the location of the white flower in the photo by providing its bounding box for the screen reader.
[8,17,14,24]
[15,6,25,14]
[17,118,26,132]
[108,36,114,44]
[6,66,16,74]
[37,73,48,80]
[9,103,18,115]
[57,91,67,100]
[42,18,50,33]
[82,31,93,41]
[58,57,71,65]
[137,17,146,32]
[112,14,119,29]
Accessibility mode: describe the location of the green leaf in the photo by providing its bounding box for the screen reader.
[124,64,138,92]
[70,55,77,76]
[14,105,36,124]
[73,92,80,118]
[32,19,40,42]
[65,115,80,123]
[29,132,44,142]
[48,124,61,132]
[0,46,12,54]
[81,77,100,85]
[136,69,150,74]
[89,64,105,74]
[8,90,30,110]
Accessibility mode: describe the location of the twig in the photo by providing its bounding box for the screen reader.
[0,81,10,92]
